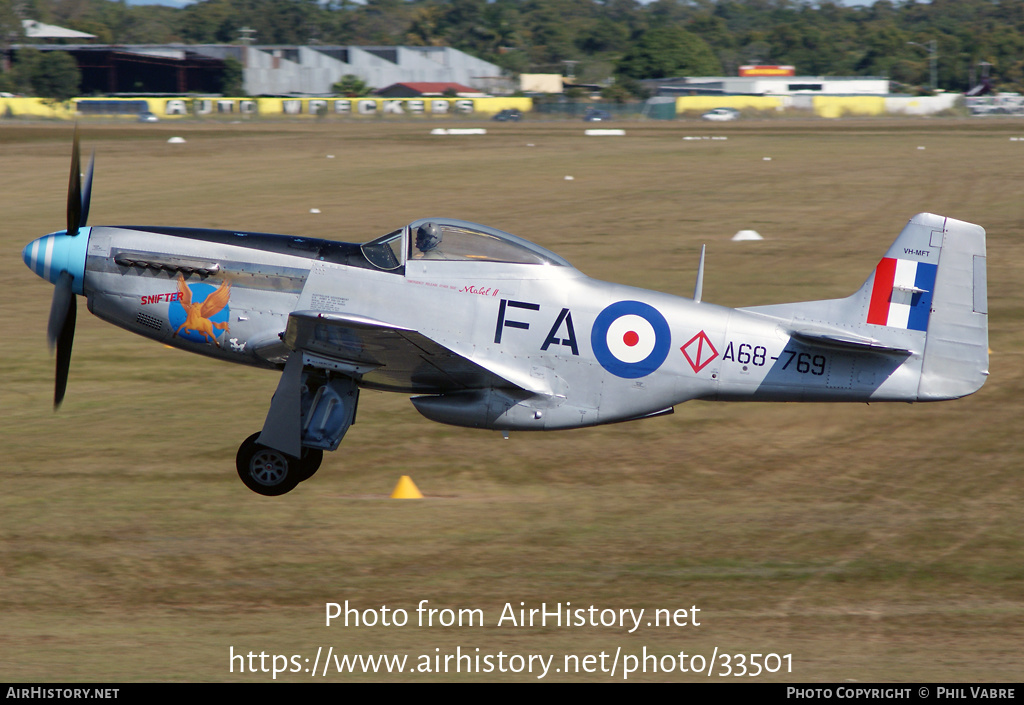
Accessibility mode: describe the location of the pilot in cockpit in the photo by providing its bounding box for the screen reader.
[412,222,446,259]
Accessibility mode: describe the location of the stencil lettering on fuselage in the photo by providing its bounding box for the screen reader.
[541,308,579,356]
[494,299,579,356]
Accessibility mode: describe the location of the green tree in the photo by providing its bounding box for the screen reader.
[180,0,237,44]
[564,84,588,101]
[405,4,446,46]
[0,0,23,95]
[13,48,81,101]
[5,0,1024,97]
[601,80,633,103]
[617,26,721,79]
[220,55,244,96]
[576,17,629,54]
[0,0,22,45]
[332,73,372,96]
[351,0,414,45]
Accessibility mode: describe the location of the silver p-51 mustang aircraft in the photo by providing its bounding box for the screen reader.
[24,133,989,495]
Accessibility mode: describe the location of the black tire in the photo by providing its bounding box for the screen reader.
[236,432,301,496]
[294,447,324,482]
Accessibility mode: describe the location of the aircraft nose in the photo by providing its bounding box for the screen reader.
[23,228,90,295]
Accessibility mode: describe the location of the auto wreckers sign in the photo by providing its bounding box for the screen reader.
[159,97,477,117]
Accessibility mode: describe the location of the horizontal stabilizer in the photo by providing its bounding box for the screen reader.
[787,327,912,355]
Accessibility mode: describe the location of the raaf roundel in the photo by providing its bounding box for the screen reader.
[23,129,989,495]
[591,301,672,379]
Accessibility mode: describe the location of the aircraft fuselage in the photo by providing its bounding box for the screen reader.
[31,221,931,434]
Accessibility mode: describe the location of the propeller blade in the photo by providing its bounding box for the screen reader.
[67,128,82,237]
[47,270,74,352]
[80,149,94,229]
[47,271,77,408]
[54,293,77,409]
[66,127,93,237]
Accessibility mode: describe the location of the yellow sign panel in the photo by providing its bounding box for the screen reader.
[2,96,533,120]
[739,65,796,77]
[155,96,531,118]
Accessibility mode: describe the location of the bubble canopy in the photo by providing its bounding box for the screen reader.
[361,218,572,271]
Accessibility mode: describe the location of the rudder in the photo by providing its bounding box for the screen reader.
[915,215,988,399]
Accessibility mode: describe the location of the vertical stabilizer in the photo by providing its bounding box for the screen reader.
[740,213,988,401]
[861,213,988,398]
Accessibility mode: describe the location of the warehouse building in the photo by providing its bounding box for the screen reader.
[3,43,508,96]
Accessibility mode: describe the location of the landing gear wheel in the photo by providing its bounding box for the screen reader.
[294,448,324,483]
[236,432,301,496]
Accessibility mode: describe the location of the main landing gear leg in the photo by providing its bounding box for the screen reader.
[238,356,357,495]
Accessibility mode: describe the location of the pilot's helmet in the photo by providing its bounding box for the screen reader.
[416,222,442,252]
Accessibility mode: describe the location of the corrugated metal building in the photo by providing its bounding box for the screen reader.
[6,44,509,96]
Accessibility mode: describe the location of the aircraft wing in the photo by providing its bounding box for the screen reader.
[281,310,538,395]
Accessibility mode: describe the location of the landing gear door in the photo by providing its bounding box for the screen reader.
[301,374,358,451]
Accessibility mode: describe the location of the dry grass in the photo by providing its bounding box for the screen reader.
[0,118,1021,681]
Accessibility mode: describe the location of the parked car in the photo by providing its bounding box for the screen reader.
[492,108,522,122]
[583,108,612,122]
[701,107,740,122]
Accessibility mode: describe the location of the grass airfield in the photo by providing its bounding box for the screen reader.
[1,118,1021,682]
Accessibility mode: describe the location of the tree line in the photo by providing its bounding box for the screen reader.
[4,0,1024,99]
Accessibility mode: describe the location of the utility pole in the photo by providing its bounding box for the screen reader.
[907,39,938,93]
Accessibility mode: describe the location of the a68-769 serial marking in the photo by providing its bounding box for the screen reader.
[723,342,827,376]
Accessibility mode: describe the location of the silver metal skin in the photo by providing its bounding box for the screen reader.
[25,202,988,494]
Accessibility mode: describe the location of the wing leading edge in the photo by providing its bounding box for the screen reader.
[282,311,545,395]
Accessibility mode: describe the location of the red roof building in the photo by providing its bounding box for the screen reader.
[376,82,485,98]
